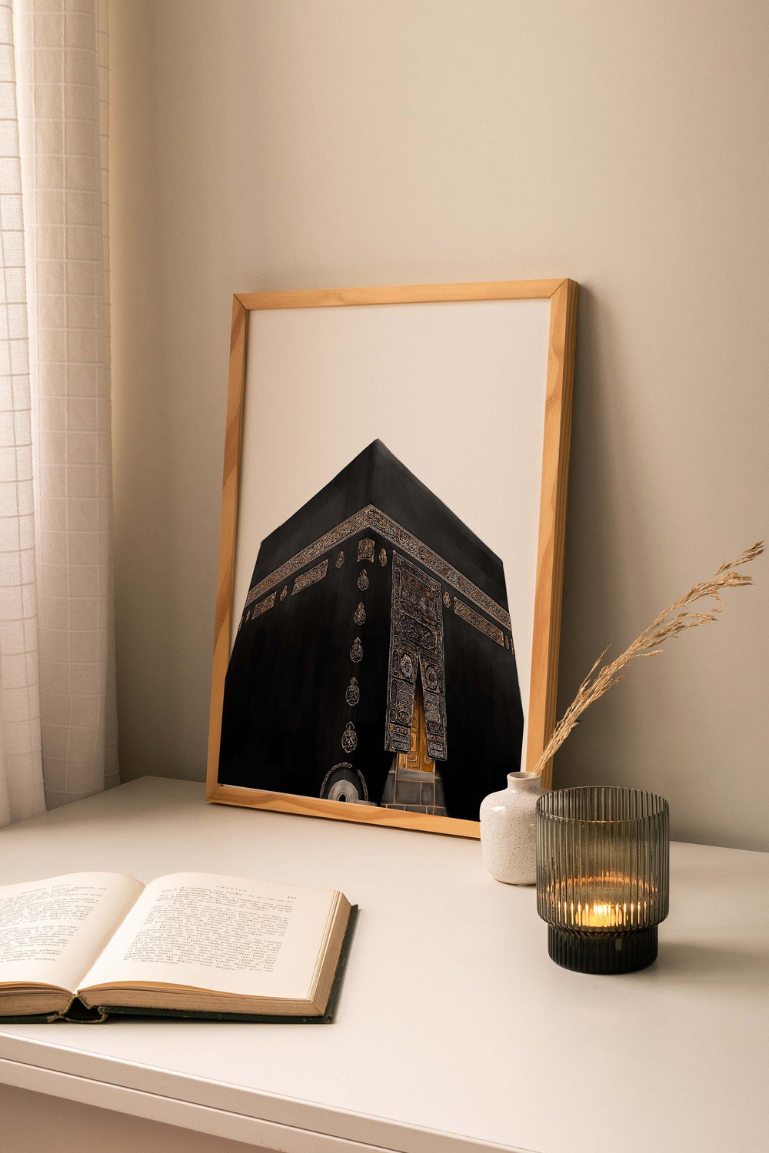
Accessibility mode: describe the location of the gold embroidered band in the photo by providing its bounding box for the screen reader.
[453,596,505,647]
[245,505,511,630]
[251,591,276,618]
[291,559,328,595]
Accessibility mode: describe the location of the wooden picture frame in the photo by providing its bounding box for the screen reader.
[206,279,578,837]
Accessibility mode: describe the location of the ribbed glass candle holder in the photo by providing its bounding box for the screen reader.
[536,787,669,974]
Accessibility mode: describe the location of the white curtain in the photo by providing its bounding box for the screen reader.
[0,0,116,827]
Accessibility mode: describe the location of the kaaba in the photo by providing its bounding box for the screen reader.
[218,441,524,821]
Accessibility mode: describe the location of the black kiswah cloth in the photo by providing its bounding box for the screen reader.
[218,441,524,821]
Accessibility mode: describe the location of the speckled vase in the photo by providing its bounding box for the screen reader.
[479,772,543,885]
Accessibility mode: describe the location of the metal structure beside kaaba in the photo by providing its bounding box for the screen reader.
[218,441,524,822]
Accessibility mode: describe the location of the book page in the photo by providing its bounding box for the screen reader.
[0,873,144,994]
[79,872,338,1001]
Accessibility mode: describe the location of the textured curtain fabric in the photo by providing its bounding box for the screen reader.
[0,0,115,827]
[0,0,44,825]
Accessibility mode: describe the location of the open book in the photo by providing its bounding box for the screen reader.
[0,872,355,1024]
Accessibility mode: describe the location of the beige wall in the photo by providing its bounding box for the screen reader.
[110,1,769,851]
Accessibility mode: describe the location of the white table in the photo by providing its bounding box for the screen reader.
[0,777,767,1153]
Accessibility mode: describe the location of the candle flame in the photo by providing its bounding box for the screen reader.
[546,879,658,930]
[578,902,624,928]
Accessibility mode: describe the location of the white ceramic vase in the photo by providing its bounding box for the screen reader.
[479,771,543,885]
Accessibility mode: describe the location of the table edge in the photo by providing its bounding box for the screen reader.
[0,1042,536,1153]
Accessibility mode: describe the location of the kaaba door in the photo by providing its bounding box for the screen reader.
[400,683,435,774]
[380,682,447,816]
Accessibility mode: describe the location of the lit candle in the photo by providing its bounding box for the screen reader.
[537,787,670,974]
[579,902,622,928]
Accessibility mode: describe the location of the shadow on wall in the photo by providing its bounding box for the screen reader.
[552,285,673,794]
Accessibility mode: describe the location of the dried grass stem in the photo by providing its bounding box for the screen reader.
[532,541,765,778]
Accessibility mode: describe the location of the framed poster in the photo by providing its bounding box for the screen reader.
[206,280,578,837]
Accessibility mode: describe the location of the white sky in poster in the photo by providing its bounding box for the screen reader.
[233,298,551,764]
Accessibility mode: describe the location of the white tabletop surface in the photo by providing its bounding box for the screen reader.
[0,777,767,1153]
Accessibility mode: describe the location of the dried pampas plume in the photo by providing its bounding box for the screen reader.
[532,541,765,778]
